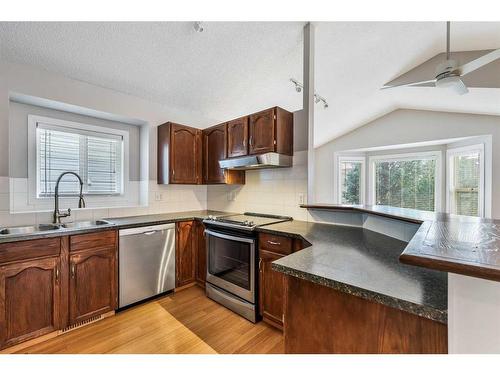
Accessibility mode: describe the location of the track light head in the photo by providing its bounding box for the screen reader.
[295,86,302,93]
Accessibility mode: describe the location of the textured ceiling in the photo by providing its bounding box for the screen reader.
[1,21,500,147]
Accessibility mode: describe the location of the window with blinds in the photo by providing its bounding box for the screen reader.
[447,145,484,217]
[36,122,123,197]
[373,155,437,212]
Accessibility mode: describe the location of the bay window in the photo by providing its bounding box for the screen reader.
[337,157,365,204]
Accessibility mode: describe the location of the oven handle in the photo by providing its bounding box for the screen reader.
[204,229,255,244]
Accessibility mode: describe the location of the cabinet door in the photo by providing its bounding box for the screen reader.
[227,116,249,158]
[259,250,285,330]
[170,124,201,184]
[0,257,61,349]
[249,108,275,155]
[176,221,196,287]
[69,247,117,325]
[203,124,227,184]
[195,221,206,286]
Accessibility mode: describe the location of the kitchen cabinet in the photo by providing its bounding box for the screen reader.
[227,116,249,158]
[0,256,61,349]
[69,247,117,325]
[176,221,197,288]
[259,250,286,330]
[203,123,245,185]
[249,107,293,156]
[158,122,202,185]
[258,233,305,330]
[195,221,206,286]
[0,230,118,351]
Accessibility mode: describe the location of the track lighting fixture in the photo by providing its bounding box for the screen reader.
[290,78,329,109]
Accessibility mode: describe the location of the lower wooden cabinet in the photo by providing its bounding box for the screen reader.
[195,221,207,286]
[0,256,61,349]
[0,230,118,351]
[176,221,197,288]
[259,250,286,330]
[258,234,307,330]
[69,247,117,325]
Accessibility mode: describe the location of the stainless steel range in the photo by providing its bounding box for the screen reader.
[203,212,292,322]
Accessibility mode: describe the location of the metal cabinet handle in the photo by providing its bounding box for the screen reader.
[249,136,253,146]
[71,263,75,278]
[268,240,281,246]
[259,258,262,271]
[55,266,59,282]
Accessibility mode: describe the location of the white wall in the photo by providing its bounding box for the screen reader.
[315,109,500,218]
[0,60,208,226]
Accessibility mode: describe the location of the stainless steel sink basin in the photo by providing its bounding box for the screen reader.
[0,224,61,235]
[61,220,111,229]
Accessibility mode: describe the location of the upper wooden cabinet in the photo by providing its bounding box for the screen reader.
[227,116,249,158]
[158,122,202,185]
[203,123,245,185]
[249,107,293,156]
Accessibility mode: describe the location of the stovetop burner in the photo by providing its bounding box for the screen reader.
[203,212,292,231]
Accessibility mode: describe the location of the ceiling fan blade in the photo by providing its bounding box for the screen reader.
[455,49,500,76]
[381,79,436,90]
[452,79,469,95]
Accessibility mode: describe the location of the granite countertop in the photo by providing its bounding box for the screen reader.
[302,204,500,282]
[104,210,233,229]
[0,210,232,244]
[262,220,448,323]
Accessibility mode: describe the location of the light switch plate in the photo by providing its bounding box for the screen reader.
[155,192,162,201]
[298,193,306,205]
[227,191,236,201]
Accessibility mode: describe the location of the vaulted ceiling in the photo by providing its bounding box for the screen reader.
[1,21,500,147]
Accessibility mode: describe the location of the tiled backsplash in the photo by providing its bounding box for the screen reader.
[207,151,309,220]
[0,176,207,227]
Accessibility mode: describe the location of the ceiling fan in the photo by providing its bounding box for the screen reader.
[382,22,500,95]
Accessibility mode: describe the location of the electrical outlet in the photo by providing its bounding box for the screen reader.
[298,193,306,205]
[155,192,162,201]
[227,191,236,201]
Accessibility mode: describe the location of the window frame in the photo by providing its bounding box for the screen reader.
[336,156,366,205]
[446,144,485,218]
[368,150,443,212]
[28,115,129,202]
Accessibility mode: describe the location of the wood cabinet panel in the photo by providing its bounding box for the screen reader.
[69,247,117,324]
[259,233,293,255]
[158,122,202,185]
[259,250,286,330]
[195,221,206,286]
[70,230,116,253]
[284,276,447,354]
[170,124,201,184]
[0,257,61,349]
[0,238,60,265]
[203,123,227,184]
[275,107,294,156]
[176,221,196,287]
[249,108,275,155]
[227,116,249,158]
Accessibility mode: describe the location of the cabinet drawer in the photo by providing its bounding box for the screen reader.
[70,230,117,253]
[259,233,292,255]
[0,237,60,265]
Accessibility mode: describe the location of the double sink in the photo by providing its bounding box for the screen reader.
[0,220,112,236]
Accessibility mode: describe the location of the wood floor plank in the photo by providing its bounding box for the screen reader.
[15,286,284,354]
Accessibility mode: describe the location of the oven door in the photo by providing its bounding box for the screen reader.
[205,228,255,303]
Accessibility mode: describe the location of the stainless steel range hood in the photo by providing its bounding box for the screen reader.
[219,153,292,170]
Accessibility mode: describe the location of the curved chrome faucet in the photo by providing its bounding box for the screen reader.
[53,172,86,224]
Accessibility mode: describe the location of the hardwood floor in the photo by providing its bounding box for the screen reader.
[15,286,284,354]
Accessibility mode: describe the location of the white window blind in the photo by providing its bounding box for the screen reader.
[37,123,123,197]
[373,156,437,212]
[447,145,484,217]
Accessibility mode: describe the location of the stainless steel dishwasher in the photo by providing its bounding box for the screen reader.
[119,223,175,308]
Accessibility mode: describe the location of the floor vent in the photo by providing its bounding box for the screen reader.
[60,314,104,333]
